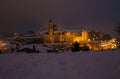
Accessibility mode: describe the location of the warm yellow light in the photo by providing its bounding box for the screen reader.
[73,37,82,43]
[0,41,7,50]
[88,39,91,41]
[111,44,117,49]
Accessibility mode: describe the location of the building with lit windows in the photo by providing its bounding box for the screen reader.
[43,20,89,43]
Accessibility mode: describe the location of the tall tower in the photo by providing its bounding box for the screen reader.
[48,20,54,43]
[81,29,88,42]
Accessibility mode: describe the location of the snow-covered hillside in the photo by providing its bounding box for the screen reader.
[0,49,120,79]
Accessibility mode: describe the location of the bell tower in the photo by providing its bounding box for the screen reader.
[48,20,54,43]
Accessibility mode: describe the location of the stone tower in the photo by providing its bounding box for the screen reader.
[48,20,54,43]
[81,29,88,41]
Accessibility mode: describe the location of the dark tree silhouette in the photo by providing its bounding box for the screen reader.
[89,30,112,41]
[116,24,120,48]
[117,24,120,36]
[71,42,80,52]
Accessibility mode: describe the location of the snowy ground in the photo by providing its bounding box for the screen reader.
[0,49,120,79]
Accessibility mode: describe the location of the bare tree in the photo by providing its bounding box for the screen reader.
[117,24,120,36]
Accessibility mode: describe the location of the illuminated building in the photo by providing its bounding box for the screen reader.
[43,20,118,50]
[44,20,89,43]
[48,20,54,43]
[64,30,88,43]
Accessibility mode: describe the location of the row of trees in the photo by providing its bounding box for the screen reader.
[88,23,120,42]
[88,30,112,41]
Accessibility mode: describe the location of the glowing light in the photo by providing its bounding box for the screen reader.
[0,41,7,50]
[100,38,117,50]
[73,37,82,43]
[111,44,117,49]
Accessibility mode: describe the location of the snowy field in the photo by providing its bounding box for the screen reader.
[0,49,120,79]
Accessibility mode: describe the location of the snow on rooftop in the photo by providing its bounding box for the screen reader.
[62,29,82,32]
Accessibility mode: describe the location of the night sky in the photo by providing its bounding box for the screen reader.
[0,0,120,36]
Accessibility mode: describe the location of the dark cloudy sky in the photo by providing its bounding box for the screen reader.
[0,0,120,36]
